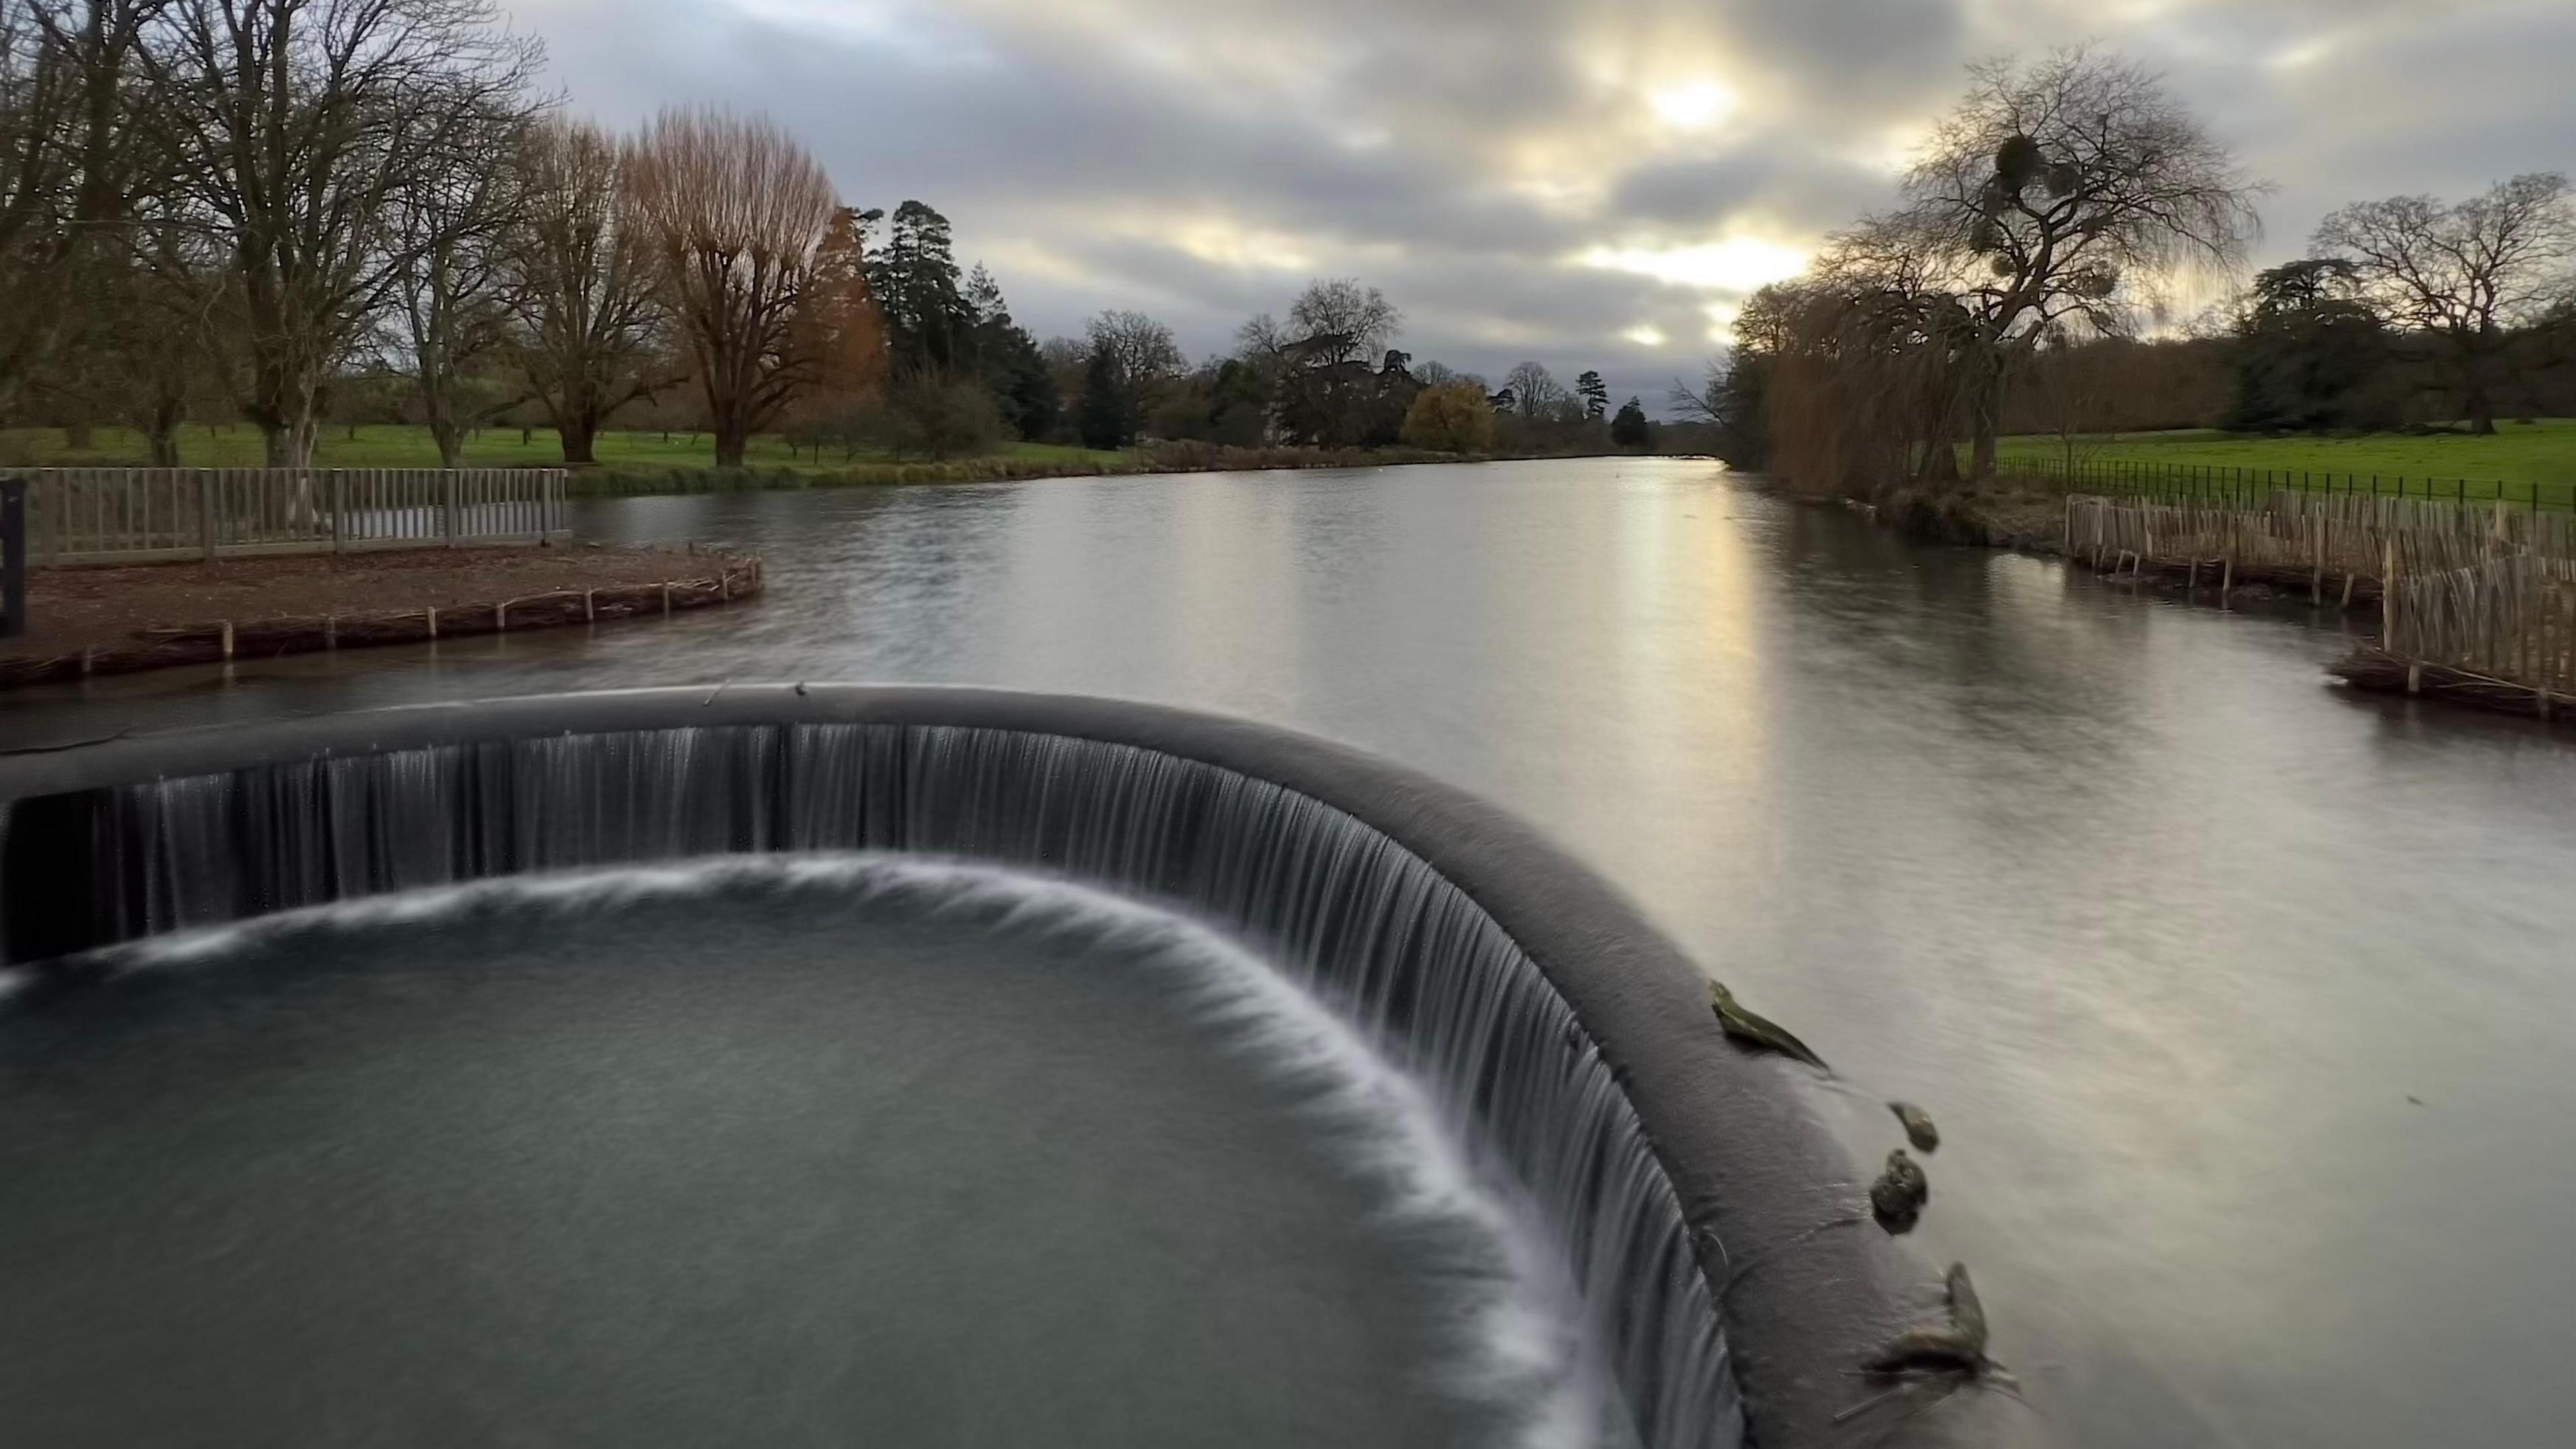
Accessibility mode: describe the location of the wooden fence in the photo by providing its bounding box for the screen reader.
[2381,555,2576,703]
[19,468,570,565]
[2063,491,2576,603]
[2065,488,2576,716]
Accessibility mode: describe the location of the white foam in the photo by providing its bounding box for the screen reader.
[81,854,1630,1449]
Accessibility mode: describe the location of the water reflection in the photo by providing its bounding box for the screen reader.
[6,458,2574,1449]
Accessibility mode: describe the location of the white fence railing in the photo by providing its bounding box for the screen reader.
[19,468,571,565]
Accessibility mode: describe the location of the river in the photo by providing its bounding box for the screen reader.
[7,456,2573,1448]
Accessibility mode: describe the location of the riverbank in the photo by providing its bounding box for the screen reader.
[2,543,760,688]
[1825,473,2576,732]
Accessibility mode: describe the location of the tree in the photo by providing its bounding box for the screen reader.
[1077,342,1128,450]
[882,370,998,460]
[1504,361,1568,420]
[959,266,1053,441]
[146,0,543,466]
[2312,173,2574,433]
[865,199,971,376]
[786,203,888,449]
[508,118,670,464]
[1084,308,1181,438]
[0,0,166,417]
[1263,278,1401,445]
[628,107,837,468]
[1890,48,2261,477]
[1576,370,1609,421]
[386,97,535,468]
[1610,396,1649,448]
[1398,378,1493,453]
[2224,259,2398,432]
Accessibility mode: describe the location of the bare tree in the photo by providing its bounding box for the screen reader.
[507,118,667,464]
[386,97,538,468]
[1084,307,1181,425]
[145,0,541,466]
[1285,278,1399,370]
[0,1,167,417]
[627,106,836,468]
[2313,172,2574,434]
[1503,360,1567,420]
[1893,48,2261,477]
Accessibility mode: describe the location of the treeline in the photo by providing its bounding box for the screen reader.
[1061,283,1650,458]
[0,0,1640,471]
[1690,46,2576,491]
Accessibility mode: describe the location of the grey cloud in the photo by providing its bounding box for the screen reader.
[515,0,2571,410]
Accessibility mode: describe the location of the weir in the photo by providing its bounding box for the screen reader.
[0,686,2023,1449]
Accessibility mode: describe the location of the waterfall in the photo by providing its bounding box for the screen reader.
[2,722,1741,1449]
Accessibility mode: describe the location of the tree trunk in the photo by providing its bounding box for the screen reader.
[429,416,466,470]
[712,416,750,468]
[2464,375,2496,435]
[144,394,183,467]
[64,419,95,451]
[558,408,600,464]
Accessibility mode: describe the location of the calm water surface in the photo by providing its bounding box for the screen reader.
[8,458,2575,1448]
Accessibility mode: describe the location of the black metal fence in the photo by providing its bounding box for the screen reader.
[1997,455,2576,513]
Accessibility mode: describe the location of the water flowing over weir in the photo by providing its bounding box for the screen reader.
[0,688,2027,1449]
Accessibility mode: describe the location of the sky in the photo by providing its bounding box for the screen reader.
[511,0,2576,412]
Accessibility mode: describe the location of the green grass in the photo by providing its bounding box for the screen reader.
[1992,419,2576,506]
[0,423,1128,472]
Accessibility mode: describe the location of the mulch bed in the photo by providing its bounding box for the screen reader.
[3,543,761,688]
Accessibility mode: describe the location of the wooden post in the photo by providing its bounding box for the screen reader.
[496,602,508,631]
[200,472,217,561]
[219,620,233,659]
[2220,554,2233,608]
[584,588,596,621]
[325,615,336,649]
[425,606,438,640]
[661,582,672,616]
[2383,541,2398,654]
[329,470,345,553]
[2312,514,2324,602]
[443,472,460,547]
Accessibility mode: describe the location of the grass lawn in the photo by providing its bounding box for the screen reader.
[0,423,1127,473]
[1993,420,2576,503]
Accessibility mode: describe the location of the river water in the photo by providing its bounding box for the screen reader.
[6,457,2573,1448]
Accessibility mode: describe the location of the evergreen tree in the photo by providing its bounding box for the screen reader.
[1079,345,1132,449]
[1576,370,1610,421]
[2224,260,2400,431]
[960,262,1058,439]
[865,201,973,375]
[1610,396,1650,449]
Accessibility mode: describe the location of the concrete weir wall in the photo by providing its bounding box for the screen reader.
[0,686,2031,1448]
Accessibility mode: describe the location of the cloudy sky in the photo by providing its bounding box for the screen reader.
[513,0,2575,411]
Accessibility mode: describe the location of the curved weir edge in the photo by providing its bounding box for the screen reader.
[0,686,2030,1449]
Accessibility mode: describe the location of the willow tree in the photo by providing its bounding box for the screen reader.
[508,119,668,464]
[628,107,836,468]
[1895,48,2261,478]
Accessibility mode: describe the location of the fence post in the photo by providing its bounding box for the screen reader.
[1,476,25,641]
[199,471,218,560]
[330,470,345,553]
[443,470,460,547]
